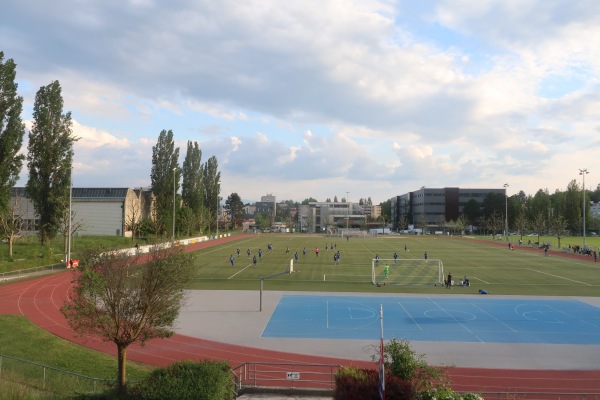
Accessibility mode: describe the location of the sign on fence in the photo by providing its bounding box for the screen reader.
[286,372,300,380]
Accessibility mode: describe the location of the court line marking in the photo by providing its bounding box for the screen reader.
[428,298,484,343]
[472,303,518,332]
[398,302,422,330]
[526,268,591,286]
[544,303,600,329]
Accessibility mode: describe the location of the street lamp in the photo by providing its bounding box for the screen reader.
[216,195,220,239]
[503,183,509,241]
[172,167,176,241]
[579,168,589,248]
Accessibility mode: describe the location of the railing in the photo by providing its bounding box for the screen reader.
[468,392,600,400]
[0,353,115,395]
[232,362,341,392]
[0,263,65,281]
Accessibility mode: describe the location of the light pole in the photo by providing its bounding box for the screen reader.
[346,191,350,230]
[579,168,589,248]
[66,167,73,264]
[172,167,176,241]
[216,195,219,238]
[503,183,509,241]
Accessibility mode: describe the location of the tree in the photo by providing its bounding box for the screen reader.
[57,199,86,256]
[530,212,547,243]
[202,156,221,231]
[26,81,76,244]
[513,208,529,240]
[151,129,179,237]
[0,189,24,257]
[482,192,504,218]
[562,180,582,233]
[61,244,194,396]
[462,199,481,229]
[301,197,317,205]
[0,52,26,214]
[225,193,245,229]
[380,199,391,223]
[548,215,569,248]
[181,141,203,231]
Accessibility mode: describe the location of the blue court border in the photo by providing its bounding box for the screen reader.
[262,295,600,345]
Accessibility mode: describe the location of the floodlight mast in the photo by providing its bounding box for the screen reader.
[579,168,589,247]
[503,183,509,241]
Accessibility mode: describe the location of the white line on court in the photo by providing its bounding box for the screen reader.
[544,303,600,329]
[398,302,422,330]
[471,303,518,332]
[227,264,254,279]
[526,268,592,286]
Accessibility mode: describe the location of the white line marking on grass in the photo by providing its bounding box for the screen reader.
[227,264,254,279]
[472,276,490,284]
[526,268,592,286]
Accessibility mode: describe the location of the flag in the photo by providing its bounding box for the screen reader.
[379,304,385,400]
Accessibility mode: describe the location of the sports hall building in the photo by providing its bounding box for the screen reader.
[390,187,505,232]
[10,187,155,237]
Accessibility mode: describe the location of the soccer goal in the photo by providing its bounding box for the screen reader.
[371,258,444,286]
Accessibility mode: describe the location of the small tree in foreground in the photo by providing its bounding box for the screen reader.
[61,244,195,397]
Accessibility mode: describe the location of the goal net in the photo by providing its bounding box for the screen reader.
[371,258,444,286]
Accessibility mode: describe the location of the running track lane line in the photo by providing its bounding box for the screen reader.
[1,235,599,396]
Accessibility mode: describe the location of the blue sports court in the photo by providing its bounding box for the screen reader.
[262,295,600,345]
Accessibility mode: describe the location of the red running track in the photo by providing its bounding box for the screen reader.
[1,235,599,397]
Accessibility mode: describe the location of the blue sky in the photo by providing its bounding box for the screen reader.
[2,0,599,204]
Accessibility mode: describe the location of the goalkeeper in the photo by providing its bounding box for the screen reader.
[384,263,390,279]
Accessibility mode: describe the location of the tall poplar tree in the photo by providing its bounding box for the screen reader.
[26,81,75,244]
[0,52,25,212]
[181,141,203,220]
[202,156,221,230]
[150,129,179,236]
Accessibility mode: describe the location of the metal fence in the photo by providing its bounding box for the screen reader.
[0,263,65,281]
[232,361,341,392]
[0,353,115,395]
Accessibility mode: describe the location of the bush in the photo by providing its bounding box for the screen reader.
[334,367,415,400]
[130,360,234,400]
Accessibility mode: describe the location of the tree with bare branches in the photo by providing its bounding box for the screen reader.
[61,245,194,397]
[0,191,24,257]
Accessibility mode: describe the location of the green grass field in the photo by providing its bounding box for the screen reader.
[188,234,600,297]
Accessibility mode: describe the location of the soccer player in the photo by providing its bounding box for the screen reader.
[230,255,235,267]
[424,252,428,262]
[384,263,389,279]
[393,252,398,264]
[294,252,299,263]
[303,247,307,256]
[253,255,257,267]
[258,249,263,259]
[236,248,240,257]
[247,248,251,259]
[315,247,319,257]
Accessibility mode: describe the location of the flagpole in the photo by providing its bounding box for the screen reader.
[379,304,385,400]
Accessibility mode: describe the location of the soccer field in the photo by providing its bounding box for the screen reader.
[188,234,600,296]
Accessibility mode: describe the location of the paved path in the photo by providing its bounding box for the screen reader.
[1,235,599,397]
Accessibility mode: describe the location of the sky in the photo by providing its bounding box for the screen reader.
[2,0,600,205]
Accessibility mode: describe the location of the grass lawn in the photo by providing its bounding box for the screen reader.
[188,234,600,297]
[0,315,153,382]
[0,233,598,397]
